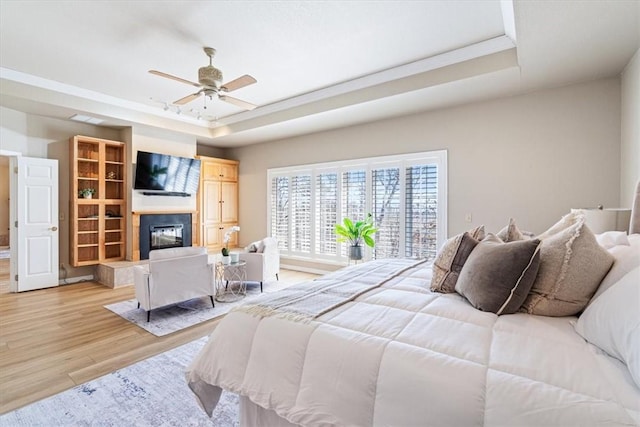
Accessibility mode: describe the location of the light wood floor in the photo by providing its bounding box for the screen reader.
[0,258,318,414]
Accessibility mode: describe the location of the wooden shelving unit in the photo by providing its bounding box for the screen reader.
[70,136,127,267]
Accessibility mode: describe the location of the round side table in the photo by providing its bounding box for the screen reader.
[215,260,247,302]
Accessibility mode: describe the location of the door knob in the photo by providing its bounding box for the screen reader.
[50,226,58,231]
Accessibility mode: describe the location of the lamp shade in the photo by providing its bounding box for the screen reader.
[571,208,631,234]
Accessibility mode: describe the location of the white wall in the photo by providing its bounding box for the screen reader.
[228,78,622,245]
[621,48,640,207]
[129,125,198,213]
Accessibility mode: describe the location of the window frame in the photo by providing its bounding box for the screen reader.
[267,150,447,264]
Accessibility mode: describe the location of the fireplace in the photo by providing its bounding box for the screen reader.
[139,213,192,260]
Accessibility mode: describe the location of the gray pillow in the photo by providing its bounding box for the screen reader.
[455,234,542,315]
[496,218,531,242]
[430,227,484,293]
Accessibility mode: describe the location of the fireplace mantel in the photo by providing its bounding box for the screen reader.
[131,211,198,261]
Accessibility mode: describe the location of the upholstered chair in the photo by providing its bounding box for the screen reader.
[133,246,214,321]
[230,237,280,292]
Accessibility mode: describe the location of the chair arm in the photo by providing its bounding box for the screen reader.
[133,265,151,310]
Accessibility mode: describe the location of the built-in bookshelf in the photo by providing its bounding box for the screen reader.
[70,135,127,266]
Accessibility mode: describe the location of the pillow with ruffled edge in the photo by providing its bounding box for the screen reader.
[430,226,484,293]
[455,234,542,315]
[520,212,614,317]
[574,265,640,388]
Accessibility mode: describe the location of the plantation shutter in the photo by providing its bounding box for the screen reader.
[270,176,289,251]
[291,174,312,253]
[371,167,401,259]
[405,164,438,260]
[315,172,338,255]
[341,169,367,256]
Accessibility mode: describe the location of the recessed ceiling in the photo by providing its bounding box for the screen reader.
[0,1,638,147]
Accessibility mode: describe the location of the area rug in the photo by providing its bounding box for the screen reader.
[0,338,239,427]
[104,280,293,336]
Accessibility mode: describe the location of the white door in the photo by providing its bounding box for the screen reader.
[10,156,59,292]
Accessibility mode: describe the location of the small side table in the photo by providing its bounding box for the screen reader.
[215,260,247,303]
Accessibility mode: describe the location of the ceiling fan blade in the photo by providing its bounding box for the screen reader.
[174,92,202,105]
[219,95,257,110]
[220,75,257,92]
[149,70,201,88]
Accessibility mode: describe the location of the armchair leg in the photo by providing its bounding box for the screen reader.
[210,295,215,308]
[147,310,150,322]
[260,282,263,293]
[225,280,229,290]
[137,302,140,309]
[276,273,279,281]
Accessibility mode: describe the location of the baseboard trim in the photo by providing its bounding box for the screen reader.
[280,263,335,275]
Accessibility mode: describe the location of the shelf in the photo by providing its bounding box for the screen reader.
[70,135,127,267]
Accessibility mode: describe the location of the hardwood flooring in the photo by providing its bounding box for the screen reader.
[0,258,318,414]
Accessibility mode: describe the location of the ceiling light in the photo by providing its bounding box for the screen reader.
[69,114,104,125]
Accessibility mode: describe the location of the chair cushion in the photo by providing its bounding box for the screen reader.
[149,246,206,261]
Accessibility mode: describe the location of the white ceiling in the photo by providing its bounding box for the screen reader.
[1,1,638,147]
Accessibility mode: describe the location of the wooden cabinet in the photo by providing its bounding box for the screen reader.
[70,136,127,266]
[197,156,239,250]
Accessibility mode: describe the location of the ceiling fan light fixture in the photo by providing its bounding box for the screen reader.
[198,66,222,87]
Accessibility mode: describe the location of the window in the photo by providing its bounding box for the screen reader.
[268,150,446,263]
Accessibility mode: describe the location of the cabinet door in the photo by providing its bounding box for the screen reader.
[220,182,238,223]
[219,163,238,181]
[202,161,219,180]
[204,223,223,248]
[203,180,222,223]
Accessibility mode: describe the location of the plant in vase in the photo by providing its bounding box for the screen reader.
[335,213,377,260]
[79,188,96,199]
[221,226,240,264]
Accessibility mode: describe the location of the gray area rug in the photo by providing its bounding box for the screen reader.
[0,338,238,426]
[105,280,290,336]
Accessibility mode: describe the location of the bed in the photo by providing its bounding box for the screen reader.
[186,188,640,426]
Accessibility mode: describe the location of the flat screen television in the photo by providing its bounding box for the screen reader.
[134,151,201,196]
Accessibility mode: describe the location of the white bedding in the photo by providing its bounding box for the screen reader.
[187,259,640,426]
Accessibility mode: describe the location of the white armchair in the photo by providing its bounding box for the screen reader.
[133,246,214,322]
[229,237,280,292]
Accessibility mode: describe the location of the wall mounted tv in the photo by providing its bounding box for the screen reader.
[134,151,201,197]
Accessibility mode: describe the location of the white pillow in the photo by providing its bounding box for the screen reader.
[575,265,640,388]
[595,231,630,249]
[590,234,640,302]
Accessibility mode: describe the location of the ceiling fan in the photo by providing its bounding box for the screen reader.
[149,47,257,111]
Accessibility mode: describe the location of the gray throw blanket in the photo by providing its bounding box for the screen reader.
[234,258,426,323]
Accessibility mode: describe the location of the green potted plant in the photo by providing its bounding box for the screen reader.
[335,213,378,260]
[79,188,96,199]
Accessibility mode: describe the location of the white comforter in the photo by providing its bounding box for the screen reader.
[187,260,640,426]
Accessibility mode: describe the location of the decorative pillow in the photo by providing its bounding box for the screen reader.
[496,218,530,242]
[430,226,485,293]
[256,239,266,253]
[246,241,261,253]
[589,234,640,302]
[574,266,640,388]
[595,231,630,249]
[520,212,614,317]
[455,234,542,315]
